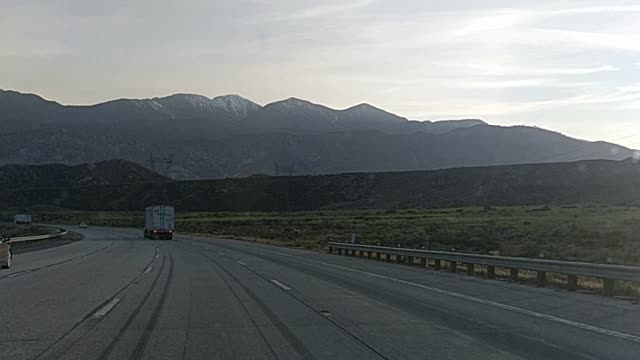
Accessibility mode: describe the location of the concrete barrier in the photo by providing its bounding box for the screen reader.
[8,228,68,248]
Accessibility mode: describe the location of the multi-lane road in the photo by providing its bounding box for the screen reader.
[1,226,640,360]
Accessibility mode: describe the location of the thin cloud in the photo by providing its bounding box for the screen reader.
[456,78,553,89]
[453,63,618,76]
[273,0,375,21]
[510,28,640,52]
[550,5,640,15]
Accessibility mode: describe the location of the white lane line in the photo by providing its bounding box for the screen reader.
[91,297,121,318]
[218,252,226,256]
[263,249,293,257]
[271,279,292,291]
[267,251,640,344]
[144,266,153,273]
[237,261,246,266]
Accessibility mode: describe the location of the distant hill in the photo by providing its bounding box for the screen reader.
[0,159,167,189]
[3,159,640,211]
[0,89,634,179]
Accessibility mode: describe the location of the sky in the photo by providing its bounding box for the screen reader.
[1,0,640,144]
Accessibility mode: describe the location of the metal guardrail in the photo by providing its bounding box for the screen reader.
[328,242,640,295]
[7,228,68,248]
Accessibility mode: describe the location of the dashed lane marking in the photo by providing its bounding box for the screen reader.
[91,297,121,318]
[271,279,292,291]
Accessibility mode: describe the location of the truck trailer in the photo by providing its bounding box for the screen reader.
[14,214,32,224]
[144,205,175,240]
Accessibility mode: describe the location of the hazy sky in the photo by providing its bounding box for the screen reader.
[2,0,640,143]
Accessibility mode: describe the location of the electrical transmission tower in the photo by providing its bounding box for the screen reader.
[274,161,294,176]
[148,153,174,174]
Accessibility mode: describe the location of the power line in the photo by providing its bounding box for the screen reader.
[148,153,174,174]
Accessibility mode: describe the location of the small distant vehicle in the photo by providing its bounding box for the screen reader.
[144,205,175,240]
[79,223,87,228]
[0,236,11,269]
[14,214,32,224]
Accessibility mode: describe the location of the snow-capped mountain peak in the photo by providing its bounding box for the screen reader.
[210,94,261,118]
[177,94,212,110]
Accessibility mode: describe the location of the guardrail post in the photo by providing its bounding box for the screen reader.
[434,259,441,270]
[420,258,427,268]
[487,265,495,279]
[450,261,457,273]
[536,271,546,287]
[395,255,402,264]
[407,256,414,265]
[386,253,392,263]
[376,252,381,261]
[567,275,578,291]
[329,247,333,254]
[466,263,475,275]
[603,279,615,296]
[367,251,372,260]
[510,268,519,282]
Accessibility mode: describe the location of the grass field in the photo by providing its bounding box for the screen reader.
[11,204,640,266]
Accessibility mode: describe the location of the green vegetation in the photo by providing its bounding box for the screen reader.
[15,204,640,265]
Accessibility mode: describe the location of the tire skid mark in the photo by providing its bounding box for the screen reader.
[189,248,279,360]
[185,239,422,360]
[130,255,174,360]
[34,244,161,360]
[201,251,318,360]
[96,255,168,360]
[0,242,115,281]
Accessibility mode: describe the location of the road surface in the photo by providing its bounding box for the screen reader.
[1,226,639,360]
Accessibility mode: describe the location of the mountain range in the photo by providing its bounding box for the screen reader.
[0,89,634,179]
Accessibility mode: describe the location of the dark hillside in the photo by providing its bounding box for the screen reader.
[0,159,167,189]
[2,159,640,211]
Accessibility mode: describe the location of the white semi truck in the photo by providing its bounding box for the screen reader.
[14,214,32,224]
[144,205,175,240]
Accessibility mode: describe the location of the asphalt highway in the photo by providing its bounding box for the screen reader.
[1,226,639,360]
